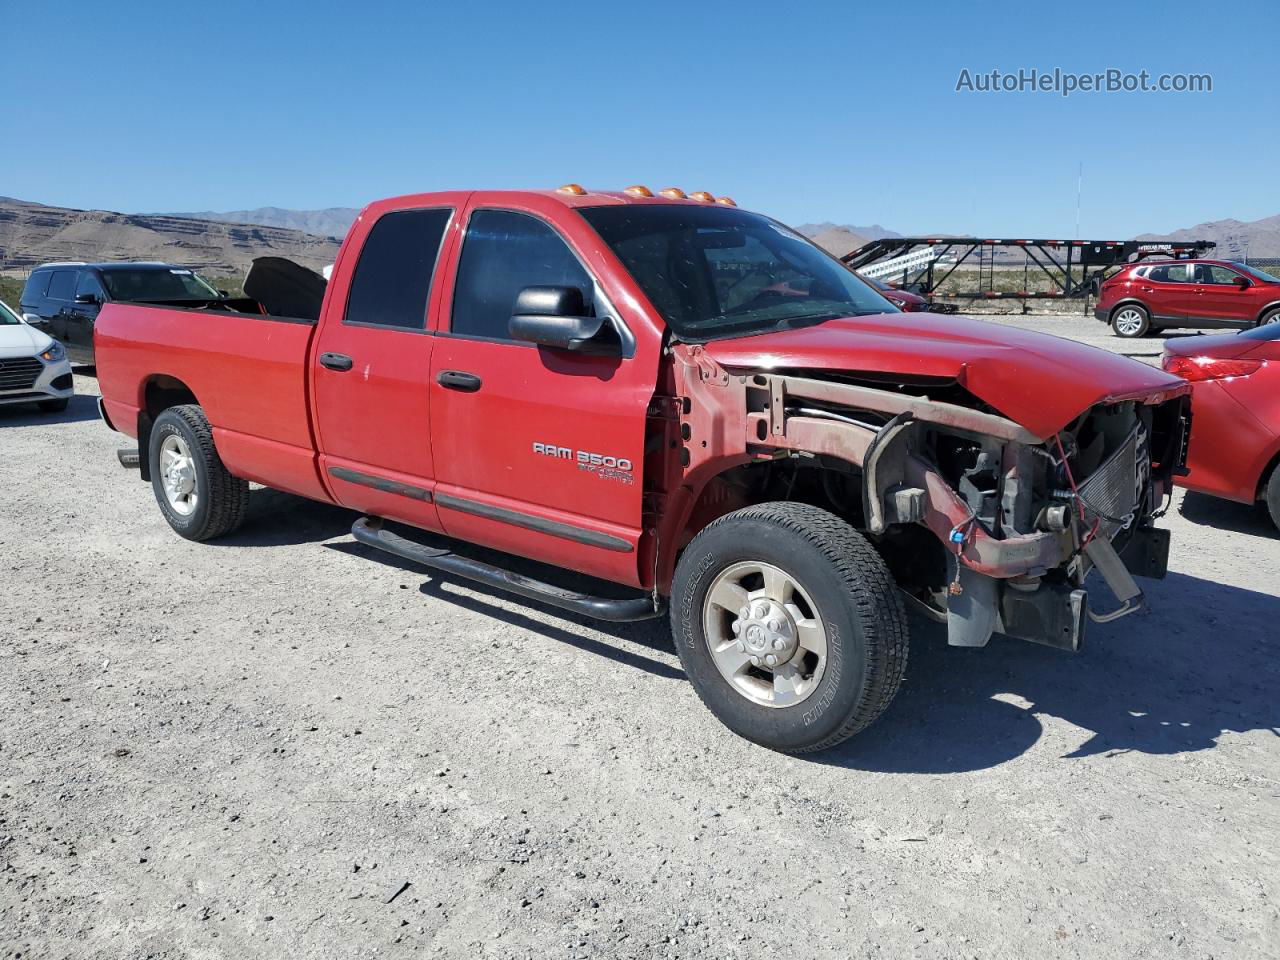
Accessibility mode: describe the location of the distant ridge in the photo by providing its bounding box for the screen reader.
[162,206,360,240]
[0,197,340,275]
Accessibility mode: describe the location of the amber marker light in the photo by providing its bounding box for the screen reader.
[658,187,687,199]
[623,185,653,198]
[689,191,715,202]
[557,184,587,195]
[715,196,737,206]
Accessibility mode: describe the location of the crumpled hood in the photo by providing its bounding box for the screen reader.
[703,312,1189,439]
[0,322,52,359]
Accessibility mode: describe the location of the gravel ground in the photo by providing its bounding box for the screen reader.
[2,315,1277,959]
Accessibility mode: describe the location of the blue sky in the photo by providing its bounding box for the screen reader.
[7,0,1277,237]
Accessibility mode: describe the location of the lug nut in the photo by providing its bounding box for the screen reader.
[749,655,760,666]
[767,619,782,632]
[739,607,750,620]
[754,604,769,619]
[731,620,742,634]
[772,638,786,650]
[765,654,777,667]
[736,640,745,652]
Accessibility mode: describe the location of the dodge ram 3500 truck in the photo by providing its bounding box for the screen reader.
[95,186,1191,753]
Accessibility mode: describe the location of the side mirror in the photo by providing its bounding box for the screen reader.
[22,313,47,326]
[74,292,100,305]
[1233,276,1251,290]
[509,286,621,357]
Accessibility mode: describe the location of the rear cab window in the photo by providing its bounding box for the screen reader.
[344,208,453,330]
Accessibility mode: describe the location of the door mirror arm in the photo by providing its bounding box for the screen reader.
[1233,276,1251,290]
[73,292,100,305]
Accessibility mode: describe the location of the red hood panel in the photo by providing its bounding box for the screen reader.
[702,312,1189,439]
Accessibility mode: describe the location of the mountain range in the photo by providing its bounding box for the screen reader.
[0,197,340,276]
[3,199,1278,282]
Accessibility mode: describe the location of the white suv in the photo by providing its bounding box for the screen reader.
[0,298,74,412]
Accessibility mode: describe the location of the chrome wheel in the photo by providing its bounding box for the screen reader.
[702,561,827,708]
[159,434,198,516]
[1113,307,1146,336]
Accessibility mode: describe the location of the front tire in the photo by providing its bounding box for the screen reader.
[1265,466,1280,534]
[149,404,249,541]
[670,502,909,754]
[1111,303,1150,338]
[1258,307,1280,328]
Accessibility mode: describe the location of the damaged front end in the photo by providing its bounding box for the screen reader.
[667,343,1191,652]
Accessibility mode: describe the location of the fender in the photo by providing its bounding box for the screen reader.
[652,343,1060,592]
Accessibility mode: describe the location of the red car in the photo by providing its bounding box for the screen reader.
[1162,324,1280,529]
[1096,259,1280,338]
[858,272,930,311]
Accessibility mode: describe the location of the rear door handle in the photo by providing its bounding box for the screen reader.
[319,352,353,372]
[437,370,482,392]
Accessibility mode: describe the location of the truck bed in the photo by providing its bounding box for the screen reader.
[95,303,328,501]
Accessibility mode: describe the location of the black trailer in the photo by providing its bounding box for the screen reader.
[844,237,1216,309]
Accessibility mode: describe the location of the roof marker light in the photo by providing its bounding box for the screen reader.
[689,191,715,202]
[714,196,737,206]
[557,183,587,195]
[624,185,653,198]
[658,187,687,199]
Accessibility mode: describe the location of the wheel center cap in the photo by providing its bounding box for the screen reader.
[734,598,799,667]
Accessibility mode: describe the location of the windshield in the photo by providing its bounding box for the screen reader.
[0,299,20,325]
[579,205,896,340]
[101,268,221,302]
[1232,262,1280,284]
[859,272,892,292]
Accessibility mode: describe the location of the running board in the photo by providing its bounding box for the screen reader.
[350,517,664,622]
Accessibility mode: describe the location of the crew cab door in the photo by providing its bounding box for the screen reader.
[310,203,459,531]
[428,203,656,587]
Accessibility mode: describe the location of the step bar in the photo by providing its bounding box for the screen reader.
[350,517,664,623]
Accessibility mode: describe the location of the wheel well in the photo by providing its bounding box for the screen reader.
[137,375,200,481]
[1109,299,1148,319]
[1254,301,1280,325]
[1257,446,1280,501]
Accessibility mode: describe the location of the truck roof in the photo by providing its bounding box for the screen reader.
[372,186,740,213]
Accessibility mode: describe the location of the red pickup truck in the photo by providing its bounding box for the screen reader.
[95,186,1191,753]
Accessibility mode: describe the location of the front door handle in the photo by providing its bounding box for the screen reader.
[320,352,353,372]
[437,370,482,392]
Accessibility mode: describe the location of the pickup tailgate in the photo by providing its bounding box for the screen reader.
[95,303,326,500]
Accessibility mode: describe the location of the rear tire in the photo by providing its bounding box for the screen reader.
[149,404,249,541]
[1265,466,1280,534]
[37,397,69,413]
[670,502,909,754]
[1258,307,1280,327]
[1111,303,1150,338]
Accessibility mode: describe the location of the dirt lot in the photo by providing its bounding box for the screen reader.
[2,314,1277,960]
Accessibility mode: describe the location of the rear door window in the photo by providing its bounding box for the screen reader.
[450,210,594,341]
[46,270,77,301]
[344,208,453,330]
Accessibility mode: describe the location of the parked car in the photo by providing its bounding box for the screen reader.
[20,262,228,364]
[857,272,930,312]
[1162,325,1280,530]
[0,297,74,412]
[93,187,1188,753]
[1096,259,1280,338]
